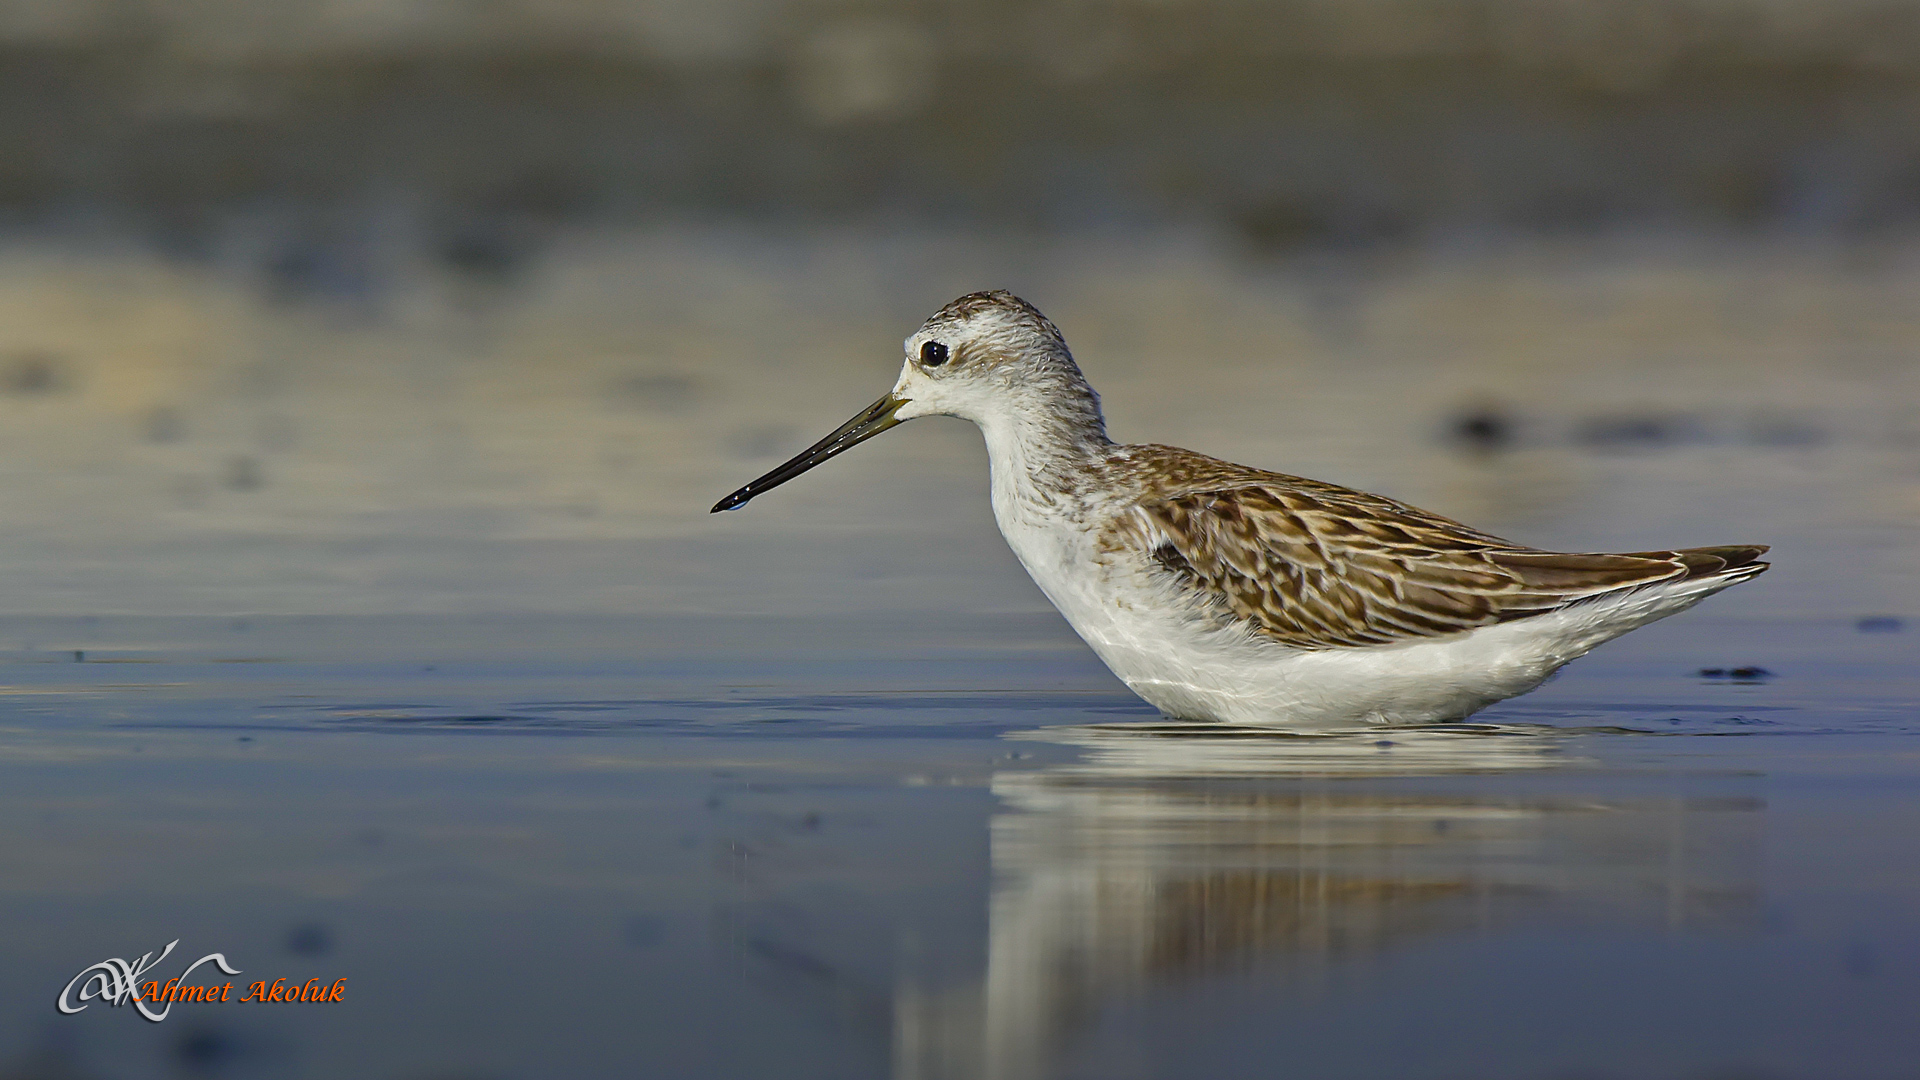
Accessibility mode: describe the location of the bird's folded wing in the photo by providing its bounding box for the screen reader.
[1117,484,1719,650]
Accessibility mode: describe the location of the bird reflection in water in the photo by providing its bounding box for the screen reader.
[894,726,1761,1080]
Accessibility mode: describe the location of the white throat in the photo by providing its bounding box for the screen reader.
[974,405,1106,530]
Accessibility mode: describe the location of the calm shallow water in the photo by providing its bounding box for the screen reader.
[0,611,1916,1080]
[0,228,1915,1078]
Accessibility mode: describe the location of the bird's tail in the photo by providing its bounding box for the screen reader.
[1663,544,1771,586]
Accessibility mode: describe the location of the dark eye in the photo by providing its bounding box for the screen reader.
[920,341,949,367]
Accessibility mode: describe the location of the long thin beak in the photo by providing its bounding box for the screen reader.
[710,393,908,512]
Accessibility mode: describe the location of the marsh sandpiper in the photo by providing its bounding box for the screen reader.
[713,291,1768,726]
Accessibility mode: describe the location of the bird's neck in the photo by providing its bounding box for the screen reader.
[977,388,1111,521]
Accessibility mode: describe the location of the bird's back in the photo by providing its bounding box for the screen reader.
[1091,443,1767,652]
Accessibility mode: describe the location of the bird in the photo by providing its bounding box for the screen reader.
[711,290,1769,727]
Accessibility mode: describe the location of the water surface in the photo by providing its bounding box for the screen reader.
[1,609,1916,1079]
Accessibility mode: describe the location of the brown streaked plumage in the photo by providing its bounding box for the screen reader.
[1104,447,1767,651]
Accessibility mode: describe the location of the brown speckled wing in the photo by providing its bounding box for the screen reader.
[1116,478,1766,650]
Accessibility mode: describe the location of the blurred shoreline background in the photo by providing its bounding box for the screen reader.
[0,0,1913,618]
[13,0,1920,234]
